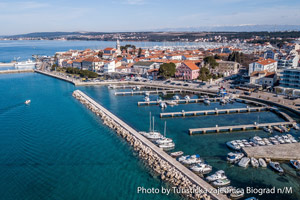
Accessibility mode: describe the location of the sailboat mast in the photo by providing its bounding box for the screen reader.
[149,112,152,132]
[164,121,167,137]
[152,116,155,132]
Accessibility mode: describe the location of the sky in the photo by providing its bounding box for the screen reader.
[0,0,300,35]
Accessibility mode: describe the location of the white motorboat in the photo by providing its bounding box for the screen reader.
[136,86,141,90]
[293,124,300,130]
[178,155,190,162]
[226,141,241,151]
[167,100,177,105]
[25,100,31,104]
[259,158,267,168]
[190,163,212,174]
[270,161,284,173]
[206,170,227,182]
[204,99,210,105]
[238,157,250,168]
[159,142,175,149]
[251,157,259,168]
[290,160,300,170]
[156,137,173,145]
[230,189,245,199]
[170,151,184,157]
[144,91,150,96]
[263,127,273,134]
[212,178,231,188]
[227,152,244,163]
[184,95,190,100]
[181,155,202,165]
[173,95,180,100]
[159,102,167,109]
[144,96,150,102]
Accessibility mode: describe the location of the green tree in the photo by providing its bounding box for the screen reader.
[158,63,176,79]
[204,56,219,69]
[198,67,212,81]
[51,64,57,71]
[138,48,142,57]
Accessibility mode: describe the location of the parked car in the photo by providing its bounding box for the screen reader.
[183,84,189,86]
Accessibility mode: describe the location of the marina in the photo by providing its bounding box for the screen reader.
[160,106,269,118]
[115,90,182,96]
[138,97,223,106]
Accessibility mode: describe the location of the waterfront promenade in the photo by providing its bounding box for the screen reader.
[243,143,300,161]
[74,90,229,200]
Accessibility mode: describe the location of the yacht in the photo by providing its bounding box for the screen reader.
[269,161,284,173]
[140,113,162,140]
[212,179,231,188]
[181,155,202,165]
[184,95,190,100]
[14,59,36,69]
[156,137,173,145]
[190,163,212,174]
[238,157,250,168]
[25,100,31,104]
[173,95,180,100]
[159,142,175,150]
[159,102,167,109]
[204,99,211,105]
[226,141,241,151]
[259,158,267,168]
[170,151,184,157]
[144,96,150,102]
[251,157,259,168]
[178,155,190,162]
[206,170,227,182]
[290,160,300,170]
[226,152,244,163]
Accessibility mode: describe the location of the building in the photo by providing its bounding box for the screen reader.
[82,57,104,71]
[103,61,116,73]
[280,68,300,89]
[175,62,199,80]
[277,55,299,69]
[248,58,278,76]
[250,71,277,87]
[133,61,159,74]
[216,60,239,77]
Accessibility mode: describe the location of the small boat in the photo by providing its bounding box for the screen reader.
[140,131,162,140]
[190,163,212,174]
[263,127,273,134]
[159,102,167,109]
[204,99,210,105]
[218,186,234,194]
[273,126,283,133]
[25,100,31,104]
[212,178,231,188]
[144,91,150,96]
[156,137,173,145]
[220,98,226,104]
[251,157,259,168]
[167,100,177,105]
[159,142,175,150]
[238,157,250,168]
[259,158,267,168]
[136,86,141,90]
[279,125,289,132]
[226,141,241,151]
[181,155,202,165]
[227,152,244,163]
[293,124,300,130]
[244,197,258,200]
[144,96,150,102]
[230,189,245,199]
[290,160,300,169]
[184,95,190,100]
[173,95,180,100]
[269,161,284,173]
[206,170,227,182]
[170,151,184,157]
[178,155,190,162]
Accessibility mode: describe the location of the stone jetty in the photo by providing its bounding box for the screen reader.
[72,90,229,200]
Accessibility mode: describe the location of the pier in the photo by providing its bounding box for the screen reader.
[0,69,34,74]
[138,97,223,106]
[243,143,300,161]
[115,90,181,96]
[73,90,229,200]
[189,121,295,135]
[160,106,269,118]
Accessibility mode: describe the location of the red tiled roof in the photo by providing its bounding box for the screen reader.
[256,58,277,66]
[183,61,199,70]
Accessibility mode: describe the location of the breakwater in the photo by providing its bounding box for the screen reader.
[72,90,229,200]
[0,69,34,74]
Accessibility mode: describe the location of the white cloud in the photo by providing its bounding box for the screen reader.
[123,0,146,5]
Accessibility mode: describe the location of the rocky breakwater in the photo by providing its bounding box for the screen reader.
[72,90,228,200]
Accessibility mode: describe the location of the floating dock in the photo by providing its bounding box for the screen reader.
[160,106,269,118]
[115,90,182,96]
[242,143,300,161]
[138,97,223,106]
[189,121,295,135]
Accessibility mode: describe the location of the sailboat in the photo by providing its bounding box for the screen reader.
[140,113,162,140]
[156,121,174,147]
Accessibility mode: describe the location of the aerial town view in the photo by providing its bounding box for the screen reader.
[1,0,300,200]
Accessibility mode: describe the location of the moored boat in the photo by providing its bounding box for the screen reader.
[259,158,267,168]
[173,95,180,100]
[159,102,167,109]
[269,161,284,173]
[159,142,175,150]
[227,152,244,163]
[230,189,245,199]
[206,170,227,182]
[184,95,190,100]
[290,160,300,170]
[170,151,184,157]
[251,157,259,168]
[167,100,177,105]
[238,157,250,168]
[211,178,231,188]
[190,163,212,174]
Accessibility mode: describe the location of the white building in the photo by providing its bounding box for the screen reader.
[103,61,115,73]
[248,58,278,76]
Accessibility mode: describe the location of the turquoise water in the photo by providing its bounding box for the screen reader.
[0,73,300,200]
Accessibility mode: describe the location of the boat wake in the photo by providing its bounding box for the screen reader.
[0,102,24,115]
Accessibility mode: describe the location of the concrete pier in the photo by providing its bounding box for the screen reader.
[243,143,300,161]
[189,121,295,135]
[115,90,181,96]
[73,90,229,200]
[160,107,268,118]
[0,69,34,74]
[138,97,223,106]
